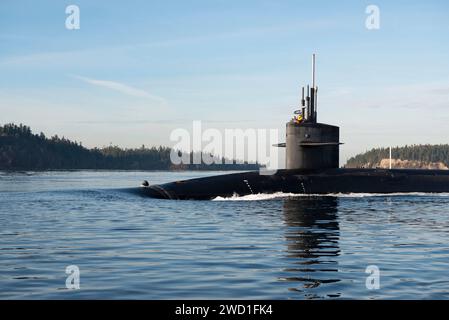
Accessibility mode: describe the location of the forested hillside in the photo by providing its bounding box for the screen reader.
[345,145,449,169]
[0,123,259,171]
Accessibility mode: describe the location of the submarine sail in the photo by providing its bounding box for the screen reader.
[285,54,341,170]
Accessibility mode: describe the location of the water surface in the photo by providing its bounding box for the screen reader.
[1,170,449,299]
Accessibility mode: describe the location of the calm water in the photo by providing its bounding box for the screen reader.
[1,170,449,299]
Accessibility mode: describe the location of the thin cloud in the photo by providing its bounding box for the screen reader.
[71,75,167,103]
[431,86,449,95]
[325,83,449,110]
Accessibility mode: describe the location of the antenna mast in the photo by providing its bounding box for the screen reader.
[309,54,317,123]
[312,53,316,89]
[293,54,318,123]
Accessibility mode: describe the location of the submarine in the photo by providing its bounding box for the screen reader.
[141,54,449,200]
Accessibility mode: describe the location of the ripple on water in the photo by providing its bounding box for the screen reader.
[1,171,449,299]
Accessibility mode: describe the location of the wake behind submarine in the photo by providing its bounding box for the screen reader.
[141,55,449,200]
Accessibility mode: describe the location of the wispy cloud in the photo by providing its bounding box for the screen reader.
[71,75,167,103]
[325,83,449,110]
[431,86,449,95]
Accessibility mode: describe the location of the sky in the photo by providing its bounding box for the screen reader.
[1,0,449,166]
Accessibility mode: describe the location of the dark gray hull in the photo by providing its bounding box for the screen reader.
[140,169,449,200]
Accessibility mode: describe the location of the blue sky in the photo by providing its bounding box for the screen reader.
[1,0,449,165]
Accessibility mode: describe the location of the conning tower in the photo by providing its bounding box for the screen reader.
[285,54,341,170]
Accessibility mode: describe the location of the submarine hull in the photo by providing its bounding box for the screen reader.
[140,169,449,200]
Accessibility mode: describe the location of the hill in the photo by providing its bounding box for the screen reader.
[0,123,259,171]
[345,145,449,169]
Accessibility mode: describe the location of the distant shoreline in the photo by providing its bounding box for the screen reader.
[345,145,449,169]
[0,123,260,171]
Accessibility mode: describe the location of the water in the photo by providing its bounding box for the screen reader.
[1,170,449,299]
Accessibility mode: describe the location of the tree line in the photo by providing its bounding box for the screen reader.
[0,123,259,171]
[345,145,449,168]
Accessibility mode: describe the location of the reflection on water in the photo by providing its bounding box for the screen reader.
[282,198,341,297]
